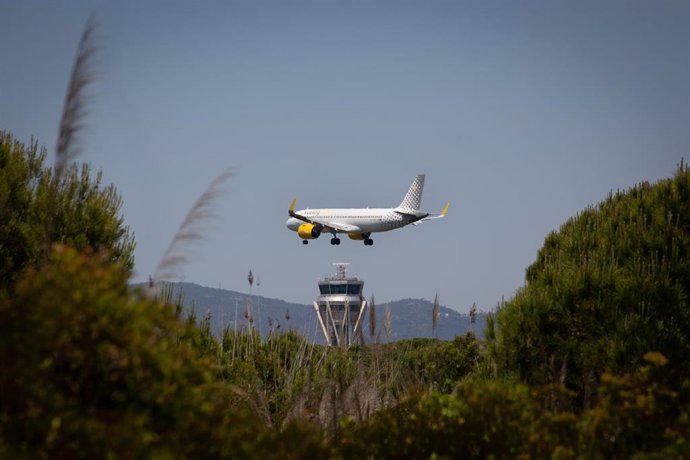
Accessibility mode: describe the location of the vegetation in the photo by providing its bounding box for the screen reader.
[3,19,690,451]
[2,127,689,457]
[0,131,134,286]
[487,163,690,409]
[0,245,327,459]
[184,317,480,429]
[338,352,690,459]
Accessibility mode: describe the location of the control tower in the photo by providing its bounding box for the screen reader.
[314,263,367,347]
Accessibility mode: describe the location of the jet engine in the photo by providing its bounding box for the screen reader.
[348,232,365,240]
[298,223,321,239]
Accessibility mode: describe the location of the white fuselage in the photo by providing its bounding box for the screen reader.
[286,174,446,245]
[286,208,413,234]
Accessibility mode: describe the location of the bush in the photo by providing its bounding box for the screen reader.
[579,352,690,458]
[337,380,577,459]
[0,245,276,459]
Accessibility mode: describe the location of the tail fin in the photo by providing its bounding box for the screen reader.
[397,174,425,211]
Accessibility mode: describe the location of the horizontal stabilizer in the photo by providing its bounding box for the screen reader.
[411,202,450,225]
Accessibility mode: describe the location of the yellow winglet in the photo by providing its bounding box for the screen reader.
[289,198,297,214]
[441,202,450,217]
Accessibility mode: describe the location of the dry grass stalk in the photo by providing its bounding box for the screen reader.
[369,295,376,341]
[383,304,392,339]
[151,169,232,286]
[55,14,98,180]
[432,292,440,337]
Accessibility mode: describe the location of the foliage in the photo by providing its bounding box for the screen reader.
[336,380,575,459]
[2,127,688,457]
[578,352,690,459]
[337,352,689,459]
[179,327,481,430]
[488,164,690,407]
[0,131,134,286]
[1,240,686,458]
[0,245,328,459]
[218,328,324,426]
[401,334,480,393]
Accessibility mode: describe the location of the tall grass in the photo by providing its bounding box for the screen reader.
[150,169,232,288]
[432,293,439,338]
[368,295,376,342]
[54,14,98,180]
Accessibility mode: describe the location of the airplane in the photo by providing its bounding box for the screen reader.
[286,174,449,246]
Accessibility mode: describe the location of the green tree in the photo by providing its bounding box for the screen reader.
[0,131,134,286]
[488,164,690,408]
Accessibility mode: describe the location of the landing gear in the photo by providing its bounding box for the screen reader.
[330,238,341,245]
[302,240,309,245]
[364,238,373,246]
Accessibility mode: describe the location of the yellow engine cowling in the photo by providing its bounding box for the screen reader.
[348,232,365,240]
[298,223,321,239]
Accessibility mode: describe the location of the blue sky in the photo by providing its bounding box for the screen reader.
[2,1,689,312]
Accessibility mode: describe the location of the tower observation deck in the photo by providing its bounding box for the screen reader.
[314,263,367,347]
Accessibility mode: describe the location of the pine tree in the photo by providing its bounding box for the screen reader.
[489,163,690,408]
[0,131,134,286]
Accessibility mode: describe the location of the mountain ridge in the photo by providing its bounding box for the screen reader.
[139,282,486,343]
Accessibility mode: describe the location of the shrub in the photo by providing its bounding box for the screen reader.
[0,245,272,459]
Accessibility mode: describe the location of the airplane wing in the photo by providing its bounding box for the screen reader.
[309,218,361,232]
[289,199,361,233]
[411,202,450,226]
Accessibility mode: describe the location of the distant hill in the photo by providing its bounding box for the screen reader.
[153,282,486,343]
